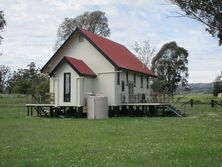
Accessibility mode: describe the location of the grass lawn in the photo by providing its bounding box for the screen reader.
[174,93,222,104]
[0,95,222,167]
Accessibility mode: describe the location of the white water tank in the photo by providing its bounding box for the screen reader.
[87,95,108,119]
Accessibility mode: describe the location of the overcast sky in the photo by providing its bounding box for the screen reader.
[1,0,222,83]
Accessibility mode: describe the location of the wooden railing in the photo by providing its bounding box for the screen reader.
[121,93,172,104]
[27,93,54,104]
[45,93,55,104]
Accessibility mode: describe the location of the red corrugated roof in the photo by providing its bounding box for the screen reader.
[64,56,96,77]
[80,29,156,76]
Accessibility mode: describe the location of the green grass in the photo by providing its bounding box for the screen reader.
[0,95,222,166]
[174,93,222,104]
[0,94,26,107]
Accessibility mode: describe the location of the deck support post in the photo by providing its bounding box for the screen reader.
[31,107,33,116]
[162,105,165,116]
[121,106,127,116]
[149,105,156,116]
[113,106,120,116]
[27,106,30,116]
[55,107,59,117]
[50,107,53,118]
[108,106,114,117]
[128,105,134,117]
[37,107,40,117]
[145,106,148,116]
[77,107,83,118]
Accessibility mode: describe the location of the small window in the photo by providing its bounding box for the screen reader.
[64,73,71,102]
[117,72,120,85]
[122,81,125,92]
[79,35,84,42]
[140,75,143,88]
[134,73,136,87]
[126,71,128,83]
[147,76,149,89]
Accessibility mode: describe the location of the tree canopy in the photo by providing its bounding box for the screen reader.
[213,71,222,96]
[55,10,110,50]
[151,41,189,96]
[170,0,222,45]
[132,40,155,67]
[7,62,49,94]
[0,11,6,45]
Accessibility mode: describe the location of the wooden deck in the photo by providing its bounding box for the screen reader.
[26,103,55,107]
[121,103,170,106]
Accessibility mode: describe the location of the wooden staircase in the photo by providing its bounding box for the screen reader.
[31,94,49,117]
[33,106,49,117]
[166,105,185,117]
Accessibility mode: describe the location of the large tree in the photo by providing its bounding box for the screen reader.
[132,40,155,67]
[55,11,110,50]
[170,0,222,45]
[213,71,222,96]
[151,41,189,96]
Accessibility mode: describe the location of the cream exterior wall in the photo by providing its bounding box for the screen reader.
[52,62,78,106]
[94,72,116,105]
[46,34,114,74]
[49,34,116,106]
[48,33,151,107]
[51,62,95,107]
[115,70,150,106]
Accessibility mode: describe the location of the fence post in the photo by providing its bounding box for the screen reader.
[211,100,215,108]
[191,99,193,107]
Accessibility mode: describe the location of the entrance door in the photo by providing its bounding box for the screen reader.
[128,82,134,102]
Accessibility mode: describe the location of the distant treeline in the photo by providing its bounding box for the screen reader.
[176,83,213,94]
[0,62,49,95]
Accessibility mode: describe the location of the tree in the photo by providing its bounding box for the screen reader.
[0,11,6,56]
[132,40,155,67]
[55,11,110,50]
[213,71,222,96]
[0,11,6,45]
[0,65,11,93]
[8,62,49,94]
[170,0,222,45]
[151,41,189,96]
